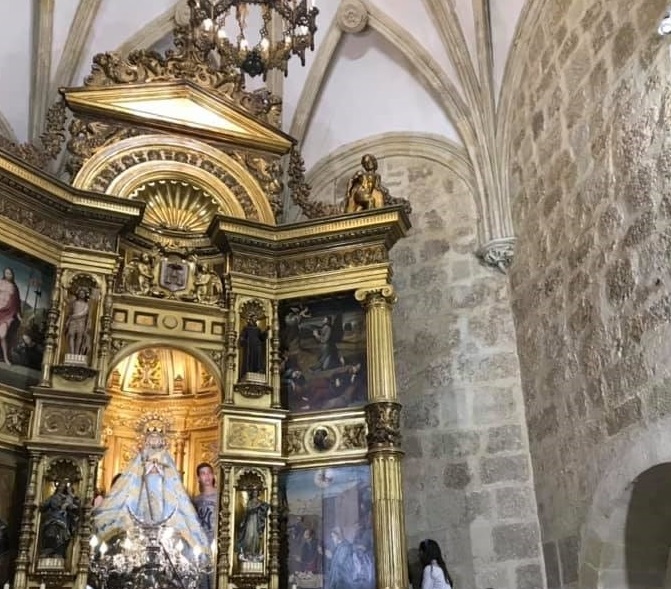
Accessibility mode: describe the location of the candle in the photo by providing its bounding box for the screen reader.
[4,582,11,589]
[40,583,46,589]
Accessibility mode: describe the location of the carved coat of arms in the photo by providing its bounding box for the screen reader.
[159,258,190,292]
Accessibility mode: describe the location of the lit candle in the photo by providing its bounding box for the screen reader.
[4,582,11,589]
[39,584,46,589]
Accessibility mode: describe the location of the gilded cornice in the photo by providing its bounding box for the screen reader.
[210,206,410,252]
[0,149,144,226]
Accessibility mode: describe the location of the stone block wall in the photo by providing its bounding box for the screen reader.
[290,150,546,589]
[506,0,671,586]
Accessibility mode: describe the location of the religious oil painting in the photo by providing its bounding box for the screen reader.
[0,244,55,390]
[282,465,375,589]
[279,294,367,413]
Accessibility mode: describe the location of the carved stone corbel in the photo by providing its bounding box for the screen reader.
[476,237,515,274]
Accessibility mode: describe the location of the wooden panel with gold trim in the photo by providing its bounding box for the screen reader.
[112,297,226,344]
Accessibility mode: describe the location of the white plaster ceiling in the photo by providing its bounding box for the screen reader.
[0,0,526,173]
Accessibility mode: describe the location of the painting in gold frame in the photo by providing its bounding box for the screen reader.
[0,243,55,390]
[279,294,366,413]
[281,465,375,589]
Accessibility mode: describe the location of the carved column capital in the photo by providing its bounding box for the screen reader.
[476,236,516,274]
[365,401,402,450]
[354,285,397,307]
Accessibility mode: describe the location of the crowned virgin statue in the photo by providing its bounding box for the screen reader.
[92,427,210,556]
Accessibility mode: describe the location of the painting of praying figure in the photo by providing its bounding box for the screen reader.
[0,244,55,390]
[281,465,375,589]
[279,295,367,413]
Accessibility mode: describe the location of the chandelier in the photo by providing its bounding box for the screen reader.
[187,0,319,78]
[88,509,214,589]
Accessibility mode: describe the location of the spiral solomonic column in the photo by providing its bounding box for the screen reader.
[355,287,408,589]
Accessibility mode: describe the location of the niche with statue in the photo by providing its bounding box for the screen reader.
[233,469,271,576]
[61,274,99,367]
[36,459,82,571]
[235,299,272,397]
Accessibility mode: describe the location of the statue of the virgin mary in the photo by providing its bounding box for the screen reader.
[92,428,210,556]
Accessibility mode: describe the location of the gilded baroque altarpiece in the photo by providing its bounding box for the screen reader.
[0,26,412,589]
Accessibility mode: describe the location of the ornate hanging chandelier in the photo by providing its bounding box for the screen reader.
[187,0,319,78]
[88,510,214,589]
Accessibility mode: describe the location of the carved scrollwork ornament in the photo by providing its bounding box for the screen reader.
[40,407,96,439]
[338,423,367,450]
[110,338,129,356]
[233,382,272,399]
[1,405,31,437]
[365,402,402,449]
[0,100,67,169]
[51,365,98,382]
[476,237,516,274]
[283,428,307,456]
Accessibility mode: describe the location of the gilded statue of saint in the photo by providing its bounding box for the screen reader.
[344,154,385,214]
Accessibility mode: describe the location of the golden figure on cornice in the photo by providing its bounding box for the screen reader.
[344,154,385,213]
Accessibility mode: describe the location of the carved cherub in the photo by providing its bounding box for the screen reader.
[344,154,386,214]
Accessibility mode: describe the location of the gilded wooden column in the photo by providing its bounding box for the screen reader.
[217,462,233,589]
[39,268,62,387]
[356,286,397,401]
[14,451,43,589]
[75,455,99,589]
[270,301,281,409]
[95,274,115,392]
[224,293,238,404]
[268,467,280,589]
[356,287,408,589]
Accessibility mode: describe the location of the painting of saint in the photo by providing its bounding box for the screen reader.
[281,465,375,589]
[0,245,54,390]
[279,296,367,413]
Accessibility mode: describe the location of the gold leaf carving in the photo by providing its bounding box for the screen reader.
[198,440,218,465]
[40,408,96,439]
[283,428,307,456]
[0,403,31,438]
[231,255,276,278]
[337,423,367,450]
[365,402,402,448]
[227,422,275,452]
[0,101,67,169]
[0,194,117,252]
[129,348,163,391]
[277,244,388,278]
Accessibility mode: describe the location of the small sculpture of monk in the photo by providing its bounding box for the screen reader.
[344,154,386,213]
